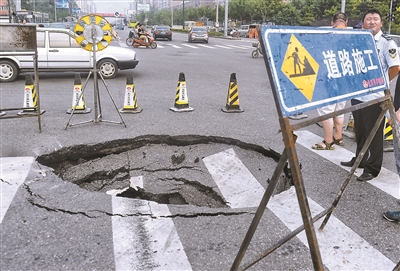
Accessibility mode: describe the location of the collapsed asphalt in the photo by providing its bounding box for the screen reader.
[36,134,294,207]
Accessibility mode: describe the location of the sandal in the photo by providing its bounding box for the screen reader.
[312,140,335,150]
[333,136,344,146]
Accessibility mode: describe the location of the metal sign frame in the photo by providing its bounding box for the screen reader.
[231,25,400,270]
[0,24,43,132]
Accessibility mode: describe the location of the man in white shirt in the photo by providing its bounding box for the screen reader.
[340,9,400,181]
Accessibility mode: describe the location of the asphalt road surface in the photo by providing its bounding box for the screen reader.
[1,28,400,270]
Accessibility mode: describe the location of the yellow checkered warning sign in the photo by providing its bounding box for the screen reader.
[281,34,319,102]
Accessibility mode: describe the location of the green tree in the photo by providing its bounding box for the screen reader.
[253,0,283,23]
[275,4,301,25]
[229,0,250,23]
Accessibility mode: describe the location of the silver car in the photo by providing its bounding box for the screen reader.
[0,27,139,83]
[188,27,209,43]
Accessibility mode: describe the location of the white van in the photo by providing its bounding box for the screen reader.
[237,25,249,37]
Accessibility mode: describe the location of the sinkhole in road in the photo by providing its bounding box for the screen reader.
[36,135,292,208]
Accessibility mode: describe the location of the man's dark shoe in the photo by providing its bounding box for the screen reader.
[383,211,400,223]
[357,172,375,182]
[340,158,365,168]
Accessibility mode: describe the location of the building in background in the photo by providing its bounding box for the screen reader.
[75,0,95,14]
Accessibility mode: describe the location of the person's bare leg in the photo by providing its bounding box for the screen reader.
[333,116,345,145]
[323,118,334,143]
[312,118,334,150]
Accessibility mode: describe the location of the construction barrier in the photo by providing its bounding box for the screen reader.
[18,75,45,115]
[67,73,91,114]
[383,117,394,152]
[222,73,244,113]
[384,117,393,140]
[170,72,194,112]
[119,74,142,114]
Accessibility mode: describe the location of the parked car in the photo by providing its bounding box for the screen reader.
[0,27,139,83]
[188,27,208,43]
[153,25,172,40]
[237,25,249,38]
[116,23,124,30]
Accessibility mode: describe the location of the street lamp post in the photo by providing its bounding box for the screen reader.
[182,0,185,29]
[216,0,218,28]
[224,0,228,37]
[7,0,12,23]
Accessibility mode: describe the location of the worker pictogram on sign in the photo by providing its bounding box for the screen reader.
[281,34,319,102]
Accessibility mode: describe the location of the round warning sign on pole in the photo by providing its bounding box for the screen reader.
[73,14,113,52]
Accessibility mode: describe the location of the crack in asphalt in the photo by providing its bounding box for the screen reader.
[1,178,12,185]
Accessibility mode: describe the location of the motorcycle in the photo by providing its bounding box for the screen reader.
[251,41,263,58]
[133,33,157,49]
[126,30,137,46]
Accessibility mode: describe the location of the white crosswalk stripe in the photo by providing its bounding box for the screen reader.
[112,196,192,270]
[295,130,400,199]
[214,45,233,49]
[226,44,252,49]
[203,148,265,208]
[124,42,253,50]
[0,157,34,223]
[197,44,215,49]
[1,129,399,269]
[204,147,397,270]
[167,44,181,48]
[181,44,199,49]
[269,187,396,269]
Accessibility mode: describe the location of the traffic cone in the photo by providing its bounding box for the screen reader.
[170,72,194,112]
[383,117,394,152]
[342,113,355,139]
[18,75,45,115]
[67,73,91,114]
[222,73,244,113]
[119,74,142,114]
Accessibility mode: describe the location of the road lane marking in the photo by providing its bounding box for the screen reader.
[106,176,144,196]
[205,147,395,269]
[202,148,264,208]
[226,45,252,49]
[166,44,181,48]
[1,157,34,223]
[197,44,215,49]
[295,130,400,199]
[182,44,198,49]
[214,45,232,49]
[112,196,191,270]
[268,187,396,270]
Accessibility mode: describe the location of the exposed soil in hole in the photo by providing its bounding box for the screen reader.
[37,135,293,208]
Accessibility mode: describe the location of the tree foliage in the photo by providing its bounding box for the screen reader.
[21,0,400,33]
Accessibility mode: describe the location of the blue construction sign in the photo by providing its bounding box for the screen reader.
[260,26,389,117]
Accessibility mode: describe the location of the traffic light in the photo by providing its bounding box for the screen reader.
[387,12,391,21]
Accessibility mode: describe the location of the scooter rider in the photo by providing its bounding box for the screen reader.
[137,24,148,43]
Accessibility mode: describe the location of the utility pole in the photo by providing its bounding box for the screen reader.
[7,0,12,23]
[216,0,218,28]
[388,0,397,34]
[55,0,57,22]
[182,0,185,29]
[223,0,228,37]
